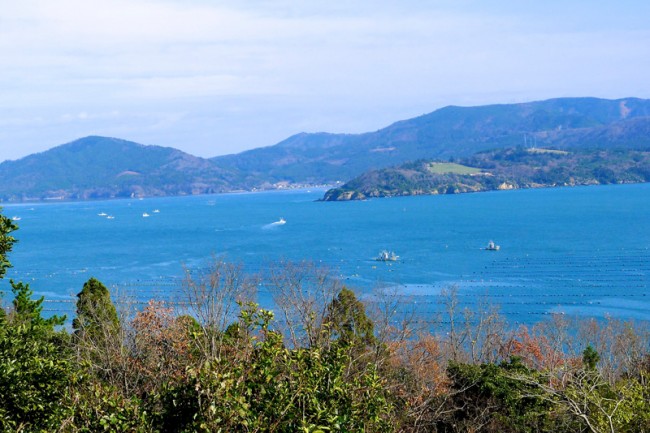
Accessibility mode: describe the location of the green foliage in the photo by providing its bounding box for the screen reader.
[583,345,600,371]
[0,281,72,432]
[0,209,18,280]
[615,376,650,432]
[558,369,624,433]
[64,378,152,433]
[73,276,119,339]
[325,287,377,348]
[2,278,650,432]
[156,304,393,432]
[9,279,66,330]
[443,358,557,433]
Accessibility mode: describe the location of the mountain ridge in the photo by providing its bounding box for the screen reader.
[2,97,650,201]
[211,96,650,182]
[0,136,237,201]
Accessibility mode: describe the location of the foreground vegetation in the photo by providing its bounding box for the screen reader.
[1,211,649,432]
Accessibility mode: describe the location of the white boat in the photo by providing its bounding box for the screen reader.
[271,217,286,225]
[98,212,108,216]
[142,213,150,218]
[152,209,160,213]
[375,250,399,261]
[106,215,115,220]
[485,241,500,251]
[11,216,21,221]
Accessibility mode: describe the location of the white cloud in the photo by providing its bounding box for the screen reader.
[0,0,649,160]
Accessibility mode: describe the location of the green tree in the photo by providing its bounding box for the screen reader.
[615,375,650,432]
[181,303,394,432]
[441,358,560,433]
[0,209,18,281]
[0,209,18,320]
[0,281,71,432]
[583,345,600,371]
[324,287,376,348]
[71,277,123,398]
[73,276,119,338]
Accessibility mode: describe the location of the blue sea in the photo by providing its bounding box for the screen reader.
[2,183,649,325]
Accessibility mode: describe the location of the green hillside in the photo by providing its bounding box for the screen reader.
[322,148,650,200]
[0,136,237,201]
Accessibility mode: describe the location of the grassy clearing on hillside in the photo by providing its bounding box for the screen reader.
[527,147,570,155]
[427,162,482,175]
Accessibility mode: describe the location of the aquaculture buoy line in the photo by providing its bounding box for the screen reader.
[19,245,650,325]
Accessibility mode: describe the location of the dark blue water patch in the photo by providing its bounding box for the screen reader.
[2,184,649,325]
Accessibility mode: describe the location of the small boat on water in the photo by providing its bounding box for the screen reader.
[153,209,160,213]
[11,216,21,221]
[106,215,115,220]
[375,250,399,261]
[271,217,286,225]
[485,241,500,251]
[142,213,150,218]
[98,212,108,216]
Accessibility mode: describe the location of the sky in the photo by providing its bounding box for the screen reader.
[1,0,649,161]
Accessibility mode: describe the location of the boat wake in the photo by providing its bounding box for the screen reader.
[262,218,287,229]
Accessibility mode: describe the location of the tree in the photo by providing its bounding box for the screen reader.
[179,303,394,432]
[0,210,72,430]
[73,276,119,338]
[0,281,71,431]
[325,287,376,348]
[440,358,558,433]
[130,300,196,391]
[0,209,18,281]
[0,209,18,320]
[181,257,256,360]
[266,260,341,349]
[583,345,600,371]
[71,276,130,400]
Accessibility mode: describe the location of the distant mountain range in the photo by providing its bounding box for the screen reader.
[210,96,650,182]
[2,97,650,201]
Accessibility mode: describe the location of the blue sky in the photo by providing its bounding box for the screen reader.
[1,0,649,161]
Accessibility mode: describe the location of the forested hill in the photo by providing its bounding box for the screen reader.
[3,97,650,201]
[322,148,650,201]
[0,136,239,201]
[211,97,650,183]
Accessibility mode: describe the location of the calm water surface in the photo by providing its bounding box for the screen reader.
[3,183,649,325]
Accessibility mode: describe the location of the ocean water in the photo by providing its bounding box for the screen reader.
[2,183,649,325]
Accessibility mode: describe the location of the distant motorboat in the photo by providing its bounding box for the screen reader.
[106,215,115,220]
[98,212,108,216]
[271,217,286,225]
[153,209,160,213]
[485,241,500,251]
[375,250,399,261]
[142,213,150,218]
[11,216,21,221]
